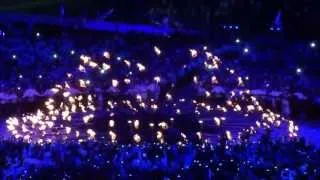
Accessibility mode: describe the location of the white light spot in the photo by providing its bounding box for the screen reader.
[296,68,302,74]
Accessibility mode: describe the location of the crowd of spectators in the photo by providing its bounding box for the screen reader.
[0,132,319,179]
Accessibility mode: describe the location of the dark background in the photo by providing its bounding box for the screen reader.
[0,0,319,38]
